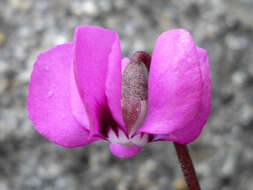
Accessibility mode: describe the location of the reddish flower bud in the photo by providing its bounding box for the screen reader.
[121,52,151,135]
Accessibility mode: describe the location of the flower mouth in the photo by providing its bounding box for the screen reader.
[108,128,149,147]
[97,51,151,146]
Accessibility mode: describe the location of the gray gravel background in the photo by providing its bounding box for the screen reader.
[1,0,253,189]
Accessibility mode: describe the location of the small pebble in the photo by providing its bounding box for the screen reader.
[173,177,187,190]
[0,32,4,45]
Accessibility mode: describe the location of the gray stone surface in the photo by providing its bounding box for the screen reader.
[1,0,253,189]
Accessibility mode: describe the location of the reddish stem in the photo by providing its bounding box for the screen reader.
[174,143,201,190]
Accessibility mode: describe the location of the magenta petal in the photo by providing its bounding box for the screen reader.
[70,64,90,129]
[139,29,204,134]
[165,47,211,143]
[74,26,124,136]
[27,43,95,147]
[121,57,130,73]
[109,143,142,158]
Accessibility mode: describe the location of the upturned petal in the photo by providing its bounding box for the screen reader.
[70,63,90,129]
[139,29,204,135]
[27,43,94,147]
[73,25,124,137]
[165,47,211,143]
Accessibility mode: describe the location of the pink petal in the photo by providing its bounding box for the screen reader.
[109,143,142,158]
[121,57,130,73]
[139,29,204,134]
[27,43,95,147]
[165,47,211,143]
[70,63,90,129]
[73,26,124,137]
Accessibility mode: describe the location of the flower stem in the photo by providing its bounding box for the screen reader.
[173,143,201,190]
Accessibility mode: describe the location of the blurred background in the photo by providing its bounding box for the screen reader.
[0,0,253,189]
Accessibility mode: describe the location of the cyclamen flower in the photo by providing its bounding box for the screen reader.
[27,25,211,158]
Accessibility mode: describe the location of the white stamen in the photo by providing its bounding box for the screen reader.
[108,129,119,144]
[108,128,149,146]
[117,129,129,144]
[130,133,149,146]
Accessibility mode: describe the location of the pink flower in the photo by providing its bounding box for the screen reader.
[27,25,211,158]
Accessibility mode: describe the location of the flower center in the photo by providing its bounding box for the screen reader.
[108,128,149,146]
